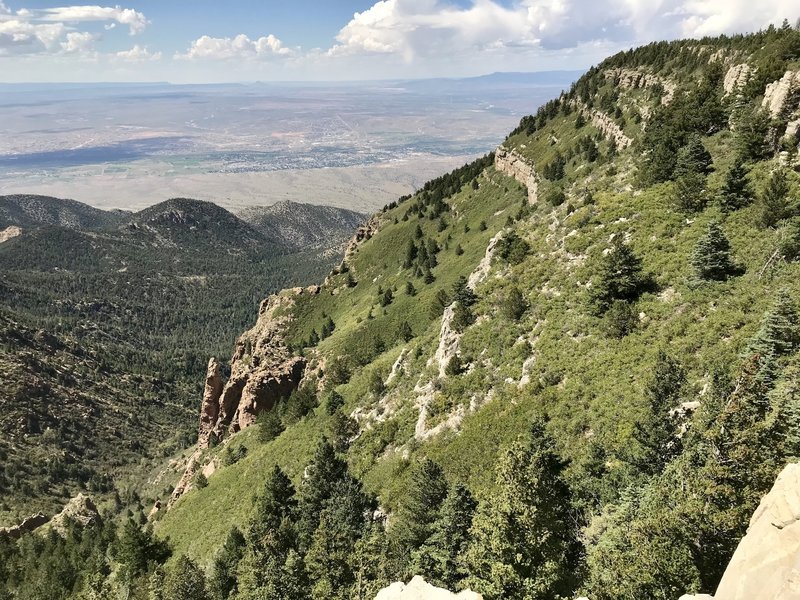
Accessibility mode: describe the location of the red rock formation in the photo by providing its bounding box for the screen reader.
[198,357,223,449]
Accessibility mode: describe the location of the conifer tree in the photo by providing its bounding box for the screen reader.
[719,159,751,212]
[691,221,736,281]
[501,286,528,321]
[209,527,246,600]
[412,483,477,590]
[391,458,448,559]
[634,351,686,473]
[297,439,349,550]
[590,236,645,313]
[163,555,209,600]
[465,420,577,600]
[733,106,771,162]
[751,289,800,359]
[671,171,707,213]
[674,134,713,177]
[758,169,791,228]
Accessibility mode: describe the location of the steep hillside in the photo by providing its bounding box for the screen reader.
[155,25,800,600]
[0,194,127,230]
[0,196,365,522]
[237,200,366,252]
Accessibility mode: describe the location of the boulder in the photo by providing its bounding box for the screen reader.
[712,462,800,599]
[375,576,482,600]
[49,493,101,534]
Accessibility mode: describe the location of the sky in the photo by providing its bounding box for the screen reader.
[0,0,798,83]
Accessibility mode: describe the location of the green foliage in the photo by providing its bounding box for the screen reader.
[115,520,171,579]
[501,286,528,321]
[590,237,646,313]
[758,169,791,229]
[690,221,737,281]
[750,289,800,359]
[464,420,578,600]
[208,527,246,600]
[671,171,707,213]
[604,299,637,339]
[163,555,209,600]
[495,231,530,264]
[544,188,567,207]
[719,159,751,212]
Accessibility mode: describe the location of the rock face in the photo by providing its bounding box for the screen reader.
[762,70,800,118]
[588,108,634,150]
[211,289,309,436]
[723,64,754,96]
[604,68,676,104]
[0,225,22,244]
[375,576,482,600]
[344,215,381,262]
[0,513,48,539]
[712,462,800,599]
[49,493,101,534]
[494,146,539,204]
[198,358,224,449]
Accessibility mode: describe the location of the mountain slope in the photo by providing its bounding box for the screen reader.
[0,194,127,230]
[0,196,365,522]
[157,25,800,600]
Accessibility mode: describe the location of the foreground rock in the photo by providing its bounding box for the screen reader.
[375,576,482,600]
[681,462,800,599]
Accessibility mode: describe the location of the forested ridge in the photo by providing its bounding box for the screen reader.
[3,23,800,600]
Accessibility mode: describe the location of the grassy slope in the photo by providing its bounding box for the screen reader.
[159,56,800,567]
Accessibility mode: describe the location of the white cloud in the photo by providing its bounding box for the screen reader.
[0,19,65,55]
[37,5,148,35]
[327,0,800,60]
[177,34,293,60]
[60,30,96,53]
[114,43,161,62]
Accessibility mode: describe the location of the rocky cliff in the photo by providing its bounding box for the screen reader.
[375,576,482,600]
[494,146,538,204]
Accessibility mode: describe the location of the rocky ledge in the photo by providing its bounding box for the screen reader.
[375,576,482,600]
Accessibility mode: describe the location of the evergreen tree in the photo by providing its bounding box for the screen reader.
[674,135,713,177]
[115,520,171,579]
[758,169,791,228]
[719,159,751,212]
[412,483,477,590]
[297,439,350,550]
[634,351,686,474]
[750,289,800,358]
[352,522,393,600]
[305,478,372,599]
[734,107,771,162]
[590,236,645,314]
[691,221,737,281]
[163,555,210,600]
[391,458,448,563]
[501,286,528,321]
[671,171,707,213]
[209,527,246,600]
[465,419,578,600]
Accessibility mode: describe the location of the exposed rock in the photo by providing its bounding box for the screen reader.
[711,462,800,599]
[468,230,505,289]
[494,146,539,204]
[212,288,309,437]
[762,70,800,118]
[49,493,100,534]
[0,225,22,244]
[723,64,754,96]
[167,452,201,510]
[147,500,161,521]
[375,576,482,600]
[198,357,223,449]
[588,108,634,150]
[344,215,381,262]
[0,513,48,539]
[604,68,676,104]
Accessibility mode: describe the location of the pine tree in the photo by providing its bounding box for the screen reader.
[590,236,645,313]
[501,286,527,321]
[209,527,246,600]
[391,458,448,563]
[163,555,209,600]
[634,351,686,474]
[305,478,372,599]
[412,483,477,590]
[674,134,713,177]
[758,169,791,228]
[404,240,417,268]
[297,440,349,550]
[671,171,707,213]
[719,159,751,212]
[464,419,577,600]
[734,107,771,162]
[691,221,736,281]
[750,289,800,358]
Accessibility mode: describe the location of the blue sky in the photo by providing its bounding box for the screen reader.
[0,0,798,82]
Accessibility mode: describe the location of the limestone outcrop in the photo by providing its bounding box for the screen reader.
[344,215,381,262]
[604,68,676,104]
[723,64,754,96]
[589,109,633,150]
[494,146,539,204]
[0,513,48,539]
[762,70,800,118]
[375,576,482,600]
[0,225,22,244]
[680,462,800,599]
